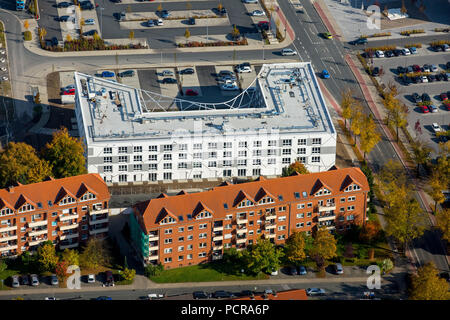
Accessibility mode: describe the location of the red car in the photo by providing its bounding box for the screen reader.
[185,89,198,96]
[257,21,269,30]
[62,88,75,95]
[420,105,429,113]
[440,93,448,101]
[412,65,421,72]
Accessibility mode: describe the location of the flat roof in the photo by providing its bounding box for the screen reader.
[74,62,335,143]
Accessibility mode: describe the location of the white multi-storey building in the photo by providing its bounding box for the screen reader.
[74,62,336,184]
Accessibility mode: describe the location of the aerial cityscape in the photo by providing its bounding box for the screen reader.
[0,0,448,305]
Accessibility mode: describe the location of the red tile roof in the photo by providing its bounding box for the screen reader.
[134,167,369,231]
[0,173,110,212]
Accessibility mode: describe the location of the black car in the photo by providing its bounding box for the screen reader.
[446,61,450,69]
[435,73,442,81]
[443,73,449,81]
[193,291,209,299]
[410,76,419,84]
[422,93,431,102]
[289,266,298,275]
[51,37,58,46]
[110,0,121,2]
[119,70,135,77]
[80,1,94,9]
[213,290,234,299]
[105,270,114,286]
[428,74,436,82]
[349,38,368,45]
[401,75,411,85]
[179,68,195,75]
[59,15,71,22]
[393,49,402,56]
[188,17,195,25]
[385,50,394,57]
[220,7,227,15]
[237,290,254,297]
[161,78,177,84]
[433,46,443,52]
[371,67,380,76]
[57,1,72,8]
[397,66,406,74]
[412,93,422,103]
[20,275,29,286]
[83,30,98,36]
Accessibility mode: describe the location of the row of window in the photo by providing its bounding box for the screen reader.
[163,252,207,263]
[103,139,324,155]
[164,242,208,254]
[163,233,207,244]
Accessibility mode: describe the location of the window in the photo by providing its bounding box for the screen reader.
[118,156,127,163]
[340,207,345,213]
[149,173,157,181]
[163,145,173,152]
[282,158,290,164]
[268,140,277,146]
[199,242,207,248]
[253,150,262,157]
[19,204,34,213]
[193,143,202,150]
[238,169,246,177]
[282,139,292,146]
[296,222,304,228]
[208,161,217,168]
[237,159,247,166]
[163,154,172,161]
[306,221,312,226]
[312,147,321,154]
[178,153,187,160]
[149,154,157,161]
[149,145,157,152]
[253,159,261,166]
[297,203,305,209]
[164,248,172,254]
[298,157,306,164]
[268,158,276,165]
[103,157,112,163]
[199,223,207,229]
[278,216,286,222]
[208,152,217,158]
[340,197,346,203]
[133,164,142,171]
[208,142,217,149]
[193,162,202,168]
[312,138,322,145]
[198,252,207,258]
[164,238,172,244]
[199,233,207,239]
[178,256,184,261]
[298,148,306,155]
[278,225,286,231]
[224,142,232,148]
[178,162,187,169]
[103,147,112,154]
[52,221,57,227]
[163,163,172,170]
[163,173,172,180]
[149,164,157,170]
[164,257,172,263]
[20,217,26,223]
[179,144,187,151]
[103,165,112,173]
[296,213,304,218]
[347,215,355,221]
[178,246,184,252]
[252,169,261,176]
[238,150,247,157]
[165,229,172,234]
[307,212,312,217]
[193,153,202,159]
[253,141,262,147]
[178,236,184,242]
[133,146,142,153]
[298,139,306,145]
[347,206,355,211]
[118,146,127,153]
[239,141,247,148]
[278,206,286,212]
[348,196,356,202]
[311,156,320,163]
[268,149,276,156]
[187,254,193,259]
[51,212,58,217]
[187,235,193,241]
[223,160,232,167]
[223,151,232,158]
[307,203,312,208]
[282,148,291,155]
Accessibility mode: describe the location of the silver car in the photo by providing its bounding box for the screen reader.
[11,275,20,288]
[281,48,297,56]
[334,263,344,274]
[30,274,39,286]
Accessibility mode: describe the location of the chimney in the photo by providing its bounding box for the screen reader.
[7,186,14,193]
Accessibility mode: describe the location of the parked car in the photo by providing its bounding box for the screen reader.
[409,47,417,54]
[420,105,429,113]
[393,49,402,56]
[412,93,422,103]
[422,64,431,72]
[257,21,270,31]
[371,67,379,76]
[59,15,73,22]
[221,83,239,91]
[84,18,95,25]
[51,37,59,46]
[161,77,177,84]
[385,50,394,57]
[289,266,298,275]
[179,68,194,75]
[193,291,209,299]
[334,263,344,274]
[185,89,198,96]
[412,64,421,72]
[11,275,20,288]
[297,265,307,275]
[83,30,98,36]
[161,70,174,76]
[236,65,251,73]
[306,288,326,296]
[20,275,29,286]
[401,48,411,55]
[62,88,75,95]
[322,69,330,78]
[188,17,195,25]
[57,1,72,8]
[87,274,96,283]
[432,123,442,133]
[80,1,94,10]
[375,50,384,58]
[119,70,135,77]
[147,19,155,27]
[101,71,115,78]
[435,73,443,81]
[218,70,235,78]
[446,61,450,69]
[50,274,59,286]
[407,66,414,73]
[397,66,406,74]
[428,74,436,82]
[281,48,297,56]
[349,37,367,45]
[243,0,258,3]
[105,270,114,286]
[160,10,170,18]
[251,10,265,16]
[270,269,278,276]
[219,7,227,15]
[213,290,234,299]
[443,73,449,81]
[401,75,411,85]
[155,18,163,26]
[428,105,438,113]
[148,293,165,299]
[30,274,39,286]
[421,75,428,83]
[440,93,448,101]
[422,93,431,102]
[45,297,58,300]
[95,296,112,300]
[431,64,438,72]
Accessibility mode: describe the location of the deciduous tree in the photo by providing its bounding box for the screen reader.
[128,30,134,41]
[79,239,110,269]
[379,159,407,190]
[61,249,79,266]
[0,142,52,188]
[435,209,450,242]
[37,243,59,272]
[410,262,449,300]
[282,161,309,177]
[350,103,364,144]
[245,238,284,275]
[411,139,432,176]
[284,232,306,265]
[310,227,337,262]
[0,259,7,273]
[41,127,87,179]
[341,88,355,129]
[121,268,136,281]
[429,174,446,213]
[359,220,381,244]
[184,28,190,44]
[23,20,29,30]
[359,114,381,159]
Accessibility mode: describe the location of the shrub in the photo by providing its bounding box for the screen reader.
[434,28,450,33]
[23,31,32,41]
[144,263,164,277]
[400,29,425,36]
[430,40,450,47]
[404,43,422,48]
[121,268,136,281]
[364,45,396,52]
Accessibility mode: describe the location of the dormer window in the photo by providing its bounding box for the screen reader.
[315,188,331,196]
[238,200,253,208]
[344,184,361,192]
[80,192,96,201]
[196,211,212,219]
[59,196,76,205]
[258,196,274,205]
[18,203,34,213]
[0,208,14,216]
[160,216,176,225]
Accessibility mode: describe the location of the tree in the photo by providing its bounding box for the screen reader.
[310,227,337,264]
[359,220,381,244]
[217,2,222,11]
[381,258,393,273]
[341,88,355,129]
[23,20,29,30]
[93,32,101,41]
[79,239,110,269]
[401,0,407,14]
[433,142,450,189]
[350,103,364,144]
[359,115,381,159]
[282,161,309,177]
[66,34,72,42]
[121,268,136,281]
[144,263,164,277]
[157,4,162,12]
[41,127,87,179]
[231,24,240,41]
[245,238,284,275]
[410,262,449,300]
[61,249,79,266]
[0,142,52,188]
[0,259,7,273]
[80,18,85,26]
[37,243,59,272]
[411,139,432,176]
[184,28,190,44]
[186,2,192,11]
[284,232,306,265]
[55,261,68,283]
[435,209,450,242]
[429,174,446,213]
[379,159,407,190]
[344,242,355,258]
[128,30,134,41]
[38,27,47,40]
[384,184,427,251]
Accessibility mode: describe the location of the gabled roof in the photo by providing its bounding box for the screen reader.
[233,190,255,207]
[155,207,178,224]
[254,176,266,181]
[157,193,169,199]
[253,187,275,202]
[54,186,77,204]
[340,174,362,191]
[0,198,14,211]
[310,178,333,195]
[14,194,37,209]
[176,190,188,196]
[192,201,213,218]
[76,182,98,198]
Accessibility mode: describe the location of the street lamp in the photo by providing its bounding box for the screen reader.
[100,7,105,36]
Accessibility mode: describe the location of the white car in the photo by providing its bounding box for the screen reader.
[251,10,265,16]
[30,274,39,286]
[84,18,95,25]
[401,48,411,55]
[0,50,5,54]
[431,64,438,72]
[375,50,384,58]
[45,297,58,300]
[88,274,96,283]
[1,67,7,71]
[243,0,258,3]
[0,58,5,63]
[221,83,239,91]
[306,288,326,296]
[432,123,442,134]
[1,76,8,81]
[156,18,163,26]
[281,48,297,56]
[148,293,165,299]
[270,269,278,276]
[236,65,251,73]
[421,75,428,83]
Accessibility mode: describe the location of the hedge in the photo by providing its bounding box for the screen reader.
[24,31,32,41]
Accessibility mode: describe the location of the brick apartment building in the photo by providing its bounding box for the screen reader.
[129,167,370,269]
[0,174,111,257]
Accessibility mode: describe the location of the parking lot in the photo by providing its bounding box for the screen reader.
[371,47,450,154]
[38,0,263,48]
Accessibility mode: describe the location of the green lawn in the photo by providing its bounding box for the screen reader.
[150,264,269,283]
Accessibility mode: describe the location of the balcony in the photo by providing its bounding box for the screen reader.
[0,225,17,232]
[236,238,246,244]
[89,208,109,216]
[0,235,17,242]
[149,245,159,251]
[89,227,108,235]
[0,244,18,252]
[149,234,158,241]
[213,235,223,241]
[318,203,336,212]
[29,237,48,246]
[89,217,109,225]
[60,243,79,250]
[213,226,223,232]
[29,229,48,237]
[28,220,48,228]
[265,223,276,230]
[326,225,336,230]
[236,218,248,224]
[148,255,158,261]
[212,255,223,260]
[236,228,247,234]
[318,213,336,221]
[265,214,276,220]
[213,245,223,250]
[265,233,276,239]
[367,197,370,202]
[60,214,79,222]
[60,233,79,241]
[60,223,79,231]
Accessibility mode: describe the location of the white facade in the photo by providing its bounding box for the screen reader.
[74,63,336,184]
